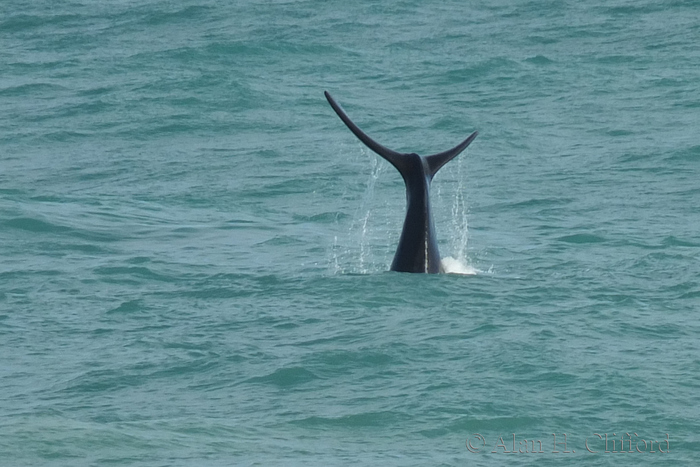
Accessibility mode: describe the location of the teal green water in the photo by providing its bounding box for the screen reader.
[2,1,699,465]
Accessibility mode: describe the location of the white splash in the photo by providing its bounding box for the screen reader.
[440,256,478,275]
[329,147,390,275]
[449,150,470,263]
[434,147,478,275]
[355,148,384,273]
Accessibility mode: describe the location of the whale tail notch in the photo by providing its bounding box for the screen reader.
[324,90,477,180]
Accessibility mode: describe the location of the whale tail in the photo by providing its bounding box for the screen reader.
[325,90,478,273]
[324,91,478,180]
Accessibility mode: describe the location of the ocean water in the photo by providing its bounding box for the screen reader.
[1,0,699,465]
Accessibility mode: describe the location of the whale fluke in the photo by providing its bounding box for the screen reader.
[425,131,479,179]
[324,91,407,174]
